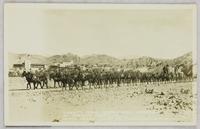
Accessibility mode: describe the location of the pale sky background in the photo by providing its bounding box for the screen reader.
[4,4,196,59]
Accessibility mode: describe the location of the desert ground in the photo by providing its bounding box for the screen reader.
[6,77,197,125]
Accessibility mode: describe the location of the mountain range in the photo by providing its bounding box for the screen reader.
[8,52,193,69]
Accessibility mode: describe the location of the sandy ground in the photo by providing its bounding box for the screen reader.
[6,77,197,125]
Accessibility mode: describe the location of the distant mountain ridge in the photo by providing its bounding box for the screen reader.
[172,52,193,65]
[80,54,120,65]
[48,53,80,64]
[8,52,193,69]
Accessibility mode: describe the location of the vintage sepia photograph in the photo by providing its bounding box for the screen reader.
[4,3,197,126]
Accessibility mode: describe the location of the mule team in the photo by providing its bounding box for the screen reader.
[22,63,193,90]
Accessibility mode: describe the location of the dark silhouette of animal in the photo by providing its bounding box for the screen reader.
[35,70,48,89]
[22,71,41,89]
[49,71,62,88]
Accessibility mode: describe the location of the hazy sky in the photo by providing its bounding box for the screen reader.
[4,4,196,59]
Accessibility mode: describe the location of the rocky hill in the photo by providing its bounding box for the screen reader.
[80,54,121,65]
[47,53,80,64]
[8,52,193,68]
[172,52,193,65]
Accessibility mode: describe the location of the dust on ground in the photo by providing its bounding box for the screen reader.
[7,77,196,124]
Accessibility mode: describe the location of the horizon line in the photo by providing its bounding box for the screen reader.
[8,51,192,60]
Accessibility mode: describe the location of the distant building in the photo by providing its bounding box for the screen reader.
[24,60,31,70]
[59,61,74,67]
[23,54,32,70]
[10,54,48,74]
[11,63,25,76]
[13,63,25,70]
[30,64,47,72]
[48,65,59,71]
[12,61,47,73]
[48,61,74,71]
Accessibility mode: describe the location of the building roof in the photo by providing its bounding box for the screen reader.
[13,64,24,67]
